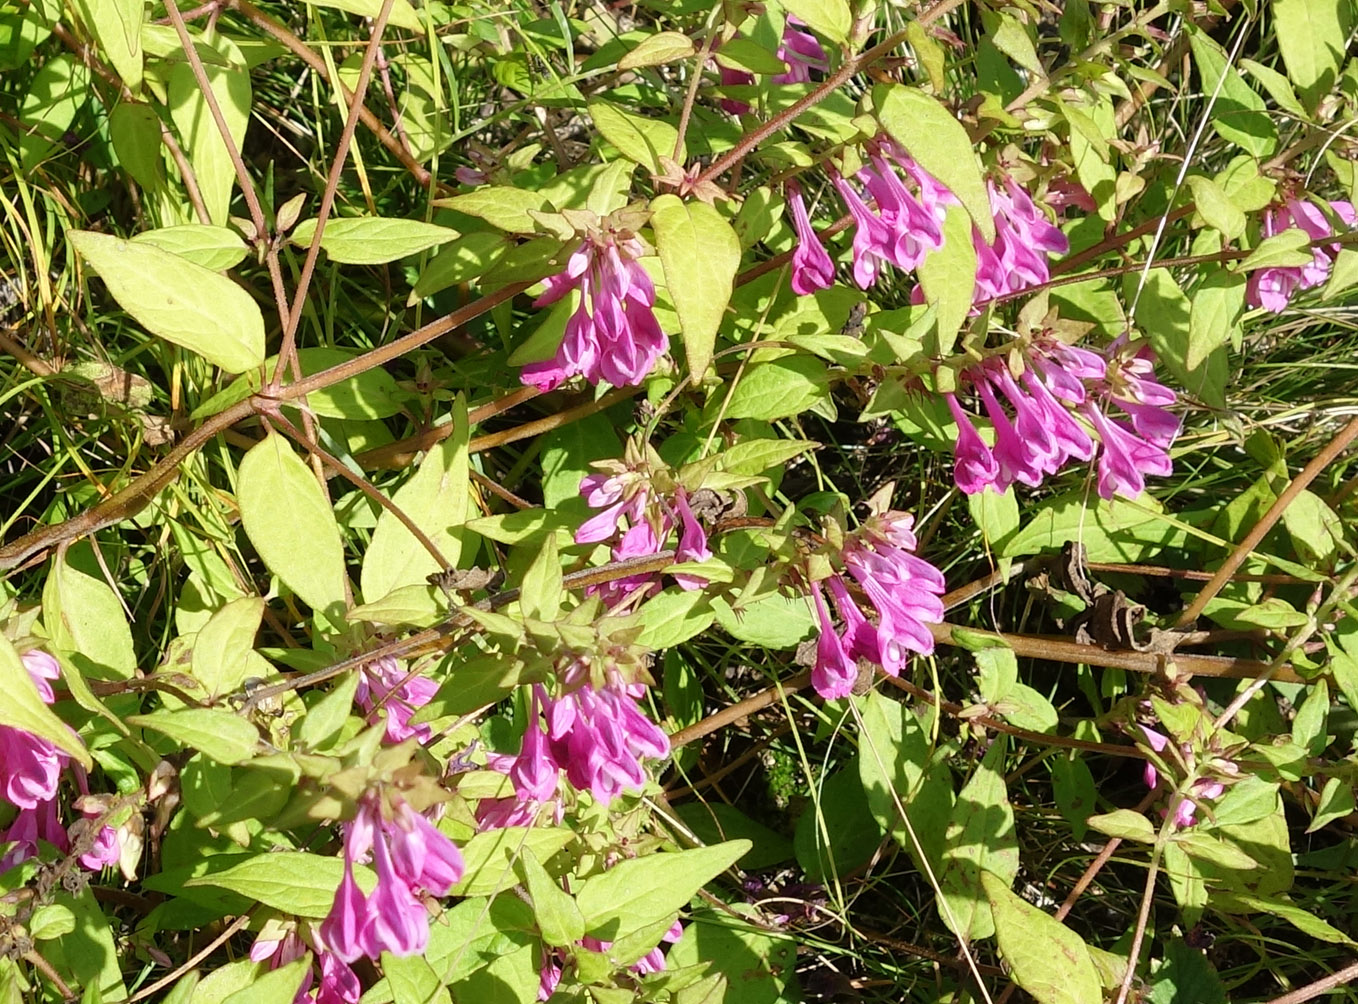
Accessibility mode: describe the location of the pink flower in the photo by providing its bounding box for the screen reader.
[0,796,68,871]
[355,657,438,744]
[1139,726,1226,829]
[973,178,1069,303]
[320,793,463,963]
[1,650,69,809]
[787,183,836,295]
[520,232,666,390]
[773,17,828,84]
[834,141,946,289]
[1247,199,1356,312]
[251,929,361,1004]
[809,511,946,699]
[75,808,119,871]
[540,666,670,806]
[574,464,713,604]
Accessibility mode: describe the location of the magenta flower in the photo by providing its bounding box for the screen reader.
[808,511,946,699]
[355,656,438,744]
[1139,726,1226,828]
[773,16,828,84]
[575,463,713,604]
[1246,198,1356,312]
[541,664,670,806]
[539,919,683,999]
[973,178,1069,304]
[320,793,463,963]
[946,338,1177,499]
[75,806,119,871]
[520,229,666,391]
[833,141,946,289]
[251,928,361,1004]
[1,650,68,810]
[787,183,836,295]
[0,796,67,872]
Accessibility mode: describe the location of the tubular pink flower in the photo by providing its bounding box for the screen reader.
[316,951,362,1004]
[773,16,828,84]
[320,861,369,964]
[1247,199,1356,312]
[355,657,438,744]
[520,234,666,390]
[366,833,429,957]
[811,589,857,699]
[0,796,68,872]
[945,393,1001,494]
[787,183,836,295]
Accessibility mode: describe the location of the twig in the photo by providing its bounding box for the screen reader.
[1264,960,1358,1004]
[125,913,251,1002]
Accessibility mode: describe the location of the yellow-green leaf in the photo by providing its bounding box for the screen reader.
[237,433,348,617]
[875,84,995,242]
[70,230,264,372]
[167,40,249,226]
[917,204,978,353]
[0,637,91,769]
[131,225,248,270]
[290,216,459,265]
[68,0,142,89]
[982,871,1101,1004]
[618,31,696,71]
[589,99,681,175]
[651,194,739,381]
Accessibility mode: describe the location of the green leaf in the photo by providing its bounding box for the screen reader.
[110,103,165,192]
[1187,28,1276,157]
[1221,892,1355,944]
[1239,58,1310,120]
[719,438,817,476]
[1000,491,1186,562]
[576,841,751,942]
[238,433,348,617]
[433,187,551,233]
[300,0,422,31]
[361,400,469,604]
[43,544,136,680]
[45,888,126,1000]
[18,52,89,169]
[857,691,952,870]
[0,637,90,768]
[589,99,681,174]
[290,216,459,265]
[168,42,250,225]
[968,487,1019,546]
[183,960,263,1004]
[1087,809,1157,842]
[296,672,359,751]
[724,356,829,421]
[273,347,404,420]
[192,596,264,698]
[1186,176,1246,241]
[665,909,798,1004]
[451,827,575,897]
[1323,247,1358,300]
[70,230,265,372]
[68,0,142,89]
[982,872,1101,1004]
[1235,227,1315,271]
[131,225,248,270]
[409,231,507,302]
[651,194,740,382]
[713,38,786,76]
[782,0,850,45]
[184,852,348,917]
[517,531,563,621]
[1271,0,1349,110]
[347,584,444,628]
[220,958,311,1004]
[917,204,979,353]
[1148,938,1227,1004]
[130,708,260,764]
[1130,268,1226,409]
[27,904,76,941]
[632,590,714,649]
[794,762,886,882]
[875,84,995,242]
[618,31,696,70]
[1306,776,1354,832]
[711,592,815,649]
[520,849,585,947]
[1187,268,1246,370]
[940,742,1018,940]
[1281,488,1342,564]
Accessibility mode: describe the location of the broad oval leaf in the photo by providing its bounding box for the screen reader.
[0,636,92,769]
[237,433,348,616]
[167,42,249,226]
[68,0,142,89]
[875,84,995,242]
[618,31,696,70]
[290,216,459,265]
[130,708,261,765]
[191,596,264,699]
[724,356,830,421]
[651,194,740,381]
[917,204,978,352]
[782,0,851,45]
[360,399,470,603]
[590,99,681,175]
[131,225,248,270]
[434,187,552,233]
[70,231,264,372]
[982,871,1101,1004]
[575,840,751,942]
[1271,0,1347,111]
[183,851,356,917]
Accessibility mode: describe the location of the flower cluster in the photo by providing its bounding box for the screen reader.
[251,928,361,1004]
[809,511,947,700]
[0,649,117,874]
[719,15,828,115]
[320,792,464,962]
[1140,727,1231,829]
[1246,197,1356,312]
[355,656,437,744]
[945,336,1178,500]
[786,139,1069,306]
[539,919,684,1000]
[520,221,666,391]
[576,461,712,606]
[478,663,670,826]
